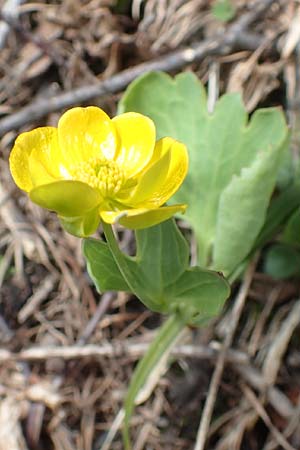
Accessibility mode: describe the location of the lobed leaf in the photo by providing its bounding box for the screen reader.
[213,145,286,274]
[119,71,289,271]
[83,238,130,292]
[84,220,230,317]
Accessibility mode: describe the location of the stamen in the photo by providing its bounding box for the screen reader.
[70,157,125,198]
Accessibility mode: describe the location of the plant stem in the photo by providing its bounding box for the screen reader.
[123,313,186,449]
[102,222,186,448]
[102,221,137,294]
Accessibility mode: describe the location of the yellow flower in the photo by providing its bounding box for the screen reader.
[9,106,188,236]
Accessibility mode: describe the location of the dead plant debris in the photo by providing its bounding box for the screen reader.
[1,1,300,449]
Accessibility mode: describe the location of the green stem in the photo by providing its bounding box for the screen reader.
[102,221,137,294]
[123,313,185,449]
[102,221,160,310]
[102,222,186,448]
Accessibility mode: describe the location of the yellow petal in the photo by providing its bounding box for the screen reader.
[112,112,156,177]
[30,180,101,217]
[28,149,59,187]
[58,107,118,167]
[100,204,187,229]
[121,147,171,205]
[133,137,189,207]
[9,127,60,192]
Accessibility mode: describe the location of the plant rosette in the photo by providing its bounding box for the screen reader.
[9,102,231,450]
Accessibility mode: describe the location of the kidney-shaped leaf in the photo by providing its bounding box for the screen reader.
[119,71,289,271]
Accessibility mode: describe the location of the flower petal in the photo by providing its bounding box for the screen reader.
[112,112,155,176]
[136,137,188,207]
[120,147,171,205]
[28,150,59,187]
[9,127,60,192]
[58,107,118,167]
[30,180,101,217]
[100,204,187,229]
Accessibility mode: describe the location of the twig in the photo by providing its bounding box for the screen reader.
[133,392,164,450]
[0,313,13,343]
[242,385,297,450]
[194,257,258,450]
[235,363,294,419]
[99,409,125,450]
[17,274,58,323]
[0,0,281,136]
[263,399,300,450]
[0,0,24,50]
[0,341,248,363]
[0,397,29,450]
[0,333,294,421]
[248,284,283,356]
[76,291,116,346]
[33,222,79,299]
[0,242,14,288]
[263,299,300,385]
[0,181,41,261]
[207,60,220,114]
[0,10,64,65]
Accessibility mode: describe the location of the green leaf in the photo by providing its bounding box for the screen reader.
[167,267,230,318]
[134,218,189,297]
[226,183,300,284]
[83,238,130,292]
[212,0,236,21]
[213,147,285,274]
[282,207,300,248]
[119,71,289,269]
[264,243,300,279]
[276,147,294,190]
[101,220,230,317]
[101,219,190,313]
[254,183,300,250]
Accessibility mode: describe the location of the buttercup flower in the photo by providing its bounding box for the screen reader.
[9,107,188,236]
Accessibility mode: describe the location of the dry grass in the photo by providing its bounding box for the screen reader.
[1,1,300,449]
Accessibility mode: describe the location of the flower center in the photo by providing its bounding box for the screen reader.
[70,157,125,199]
